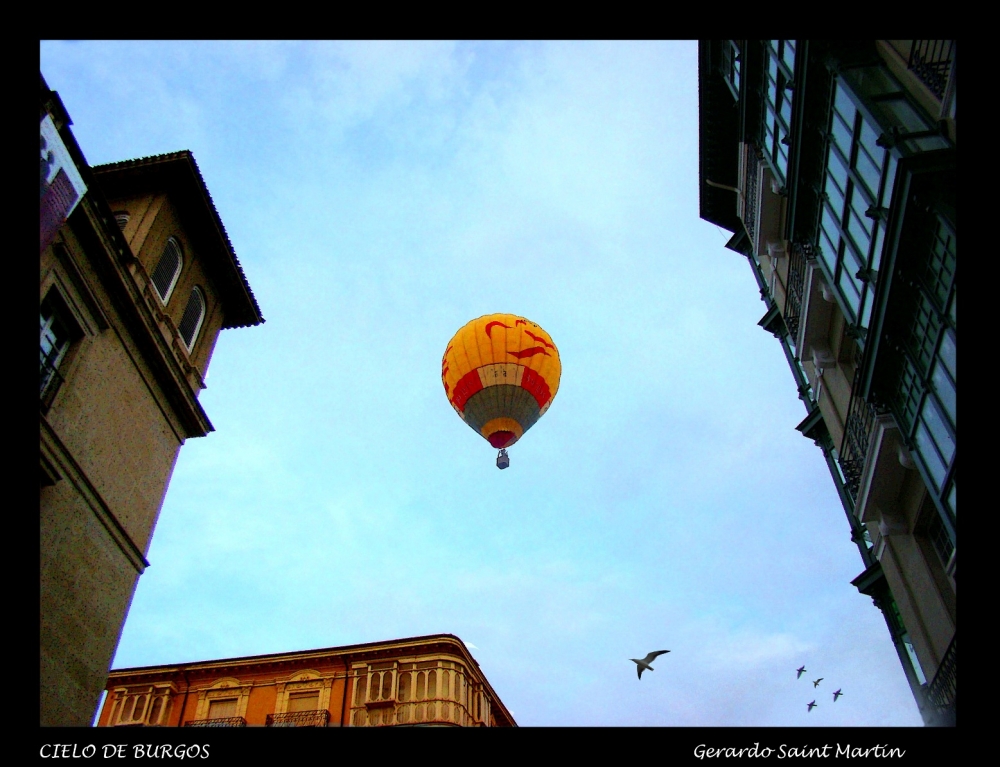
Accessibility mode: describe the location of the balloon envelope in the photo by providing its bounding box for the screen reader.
[442,314,561,449]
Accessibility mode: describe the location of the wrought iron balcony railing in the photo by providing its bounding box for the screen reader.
[839,366,887,503]
[784,242,811,340]
[184,716,247,727]
[908,41,954,100]
[265,709,330,727]
[740,145,761,247]
[40,347,65,413]
[924,634,956,726]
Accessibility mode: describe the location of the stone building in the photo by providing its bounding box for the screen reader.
[96,634,515,727]
[40,74,264,726]
[698,41,956,725]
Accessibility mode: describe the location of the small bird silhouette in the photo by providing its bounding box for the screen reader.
[630,650,670,679]
[796,666,806,679]
[813,678,823,688]
[833,689,843,702]
[807,701,817,712]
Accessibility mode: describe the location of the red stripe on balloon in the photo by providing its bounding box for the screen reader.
[485,321,511,338]
[508,346,549,359]
[524,330,555,350]
[520,367,551,409]
[451,369,484,411]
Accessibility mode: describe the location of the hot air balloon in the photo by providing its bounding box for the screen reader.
[442,313,561,469]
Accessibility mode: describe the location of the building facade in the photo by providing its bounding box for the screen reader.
[698,41,955,725]
[95,634,515,727]
[40,75,264,726]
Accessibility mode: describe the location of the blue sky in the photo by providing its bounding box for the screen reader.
[41,40,922,726]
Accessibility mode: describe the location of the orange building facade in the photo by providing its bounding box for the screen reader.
[97,634,516,728]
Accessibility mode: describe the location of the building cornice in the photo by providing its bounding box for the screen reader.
[106,633,516,725]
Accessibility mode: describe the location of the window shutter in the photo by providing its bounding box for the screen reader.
[178,288,205,349]
[287,691,320,712]
[208,698,237,719]
[151,238,182,302]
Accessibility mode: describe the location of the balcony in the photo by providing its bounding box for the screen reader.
[350,697,478,727]
[184,716,247,728]
[908,41,954,100]
[840,398,878,502]
[783,243,810,340]
[265,709,330,727]
[923,634,956,726]
[738,143,761,247]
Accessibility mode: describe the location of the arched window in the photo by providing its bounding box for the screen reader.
[151,237,183,303]
[178,287,206,351]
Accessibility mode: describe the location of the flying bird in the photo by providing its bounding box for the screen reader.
[813,678,823,688]
[807,701,817,712]
[796,666,806,679]
[631,650,670,679]
[833,689,843,702]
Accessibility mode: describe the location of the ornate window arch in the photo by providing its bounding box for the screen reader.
[194,677,251,723]
[275,670,332,715]
[151,237,183,304]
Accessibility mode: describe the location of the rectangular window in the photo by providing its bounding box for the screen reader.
[938,328,956,382]
[827,147,850,193]
[915,420,948,491]
[854,147,882,200]
[208,699,238,719]
[871,222,885,273]
[931,359,956,427]
[825,171,845,214]
[722,41,741,99]
[927,510,955,569]
[831,114,854,159]
[922,395,955,466]
[847,209,872,256]
[763,40,796,185]
[287,692,320,713]
[860,288,874,330]
[859,120,882,163]
[40,289,80,410]
[838,264,862,317]
[819,78,907,336]
[819,226,839,277]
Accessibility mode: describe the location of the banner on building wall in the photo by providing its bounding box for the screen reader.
[40,113,87,253]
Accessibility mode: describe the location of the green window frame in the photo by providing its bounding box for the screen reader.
[763,40,796,185]
[817,78,898,334]
[722,40,741,100]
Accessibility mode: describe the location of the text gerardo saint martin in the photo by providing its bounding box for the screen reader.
[694,743,906,759]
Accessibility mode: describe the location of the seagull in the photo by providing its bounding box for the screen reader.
[813,678,823,688]
[631,650,670,679]
[796,666,806,679]
[807,700,817,712]
[833,689,843,702]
